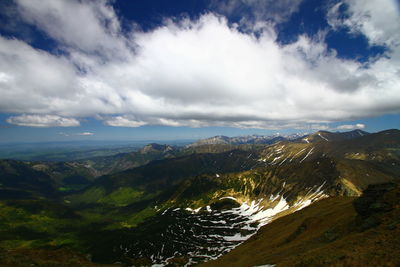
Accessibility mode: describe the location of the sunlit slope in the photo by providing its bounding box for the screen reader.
[256,129,400,194]
[66,129,399,229]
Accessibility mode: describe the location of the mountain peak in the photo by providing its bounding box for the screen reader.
[300,129,370,143]
[139,143,173,154]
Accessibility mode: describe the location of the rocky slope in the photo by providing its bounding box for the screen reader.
[61,129,399,265]
[200,182,400,267]
[0,129,398,266]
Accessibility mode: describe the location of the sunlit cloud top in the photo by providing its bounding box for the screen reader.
[0,0,399,129]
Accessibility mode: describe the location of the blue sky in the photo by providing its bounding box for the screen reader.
[0,0,399,143]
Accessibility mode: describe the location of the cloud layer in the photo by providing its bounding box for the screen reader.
[337,123,365,130]
[6,114,80,127]
[77,132,95,136]
[0,0,399,128]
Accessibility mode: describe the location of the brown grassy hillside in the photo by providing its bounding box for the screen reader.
[200,183,400,267]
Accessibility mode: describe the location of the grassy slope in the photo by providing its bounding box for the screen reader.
[0,247,120,267]
[64,150,261,228]
[200,184,400,267]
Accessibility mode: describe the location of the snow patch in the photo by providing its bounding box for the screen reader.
[318,133,329,141]
[161,208,170,215]
[149,184,327,266]
[279,156,289,166]
[294,182,328,211]
[227,197,289,227]
[270,155,283,164]
[291,148,307,162]
[219,196,238,201]
[223,232,254,241]
[185,207,201,213]
[299,147,314,163]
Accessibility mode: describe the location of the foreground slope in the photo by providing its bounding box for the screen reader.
[201,183,400,267]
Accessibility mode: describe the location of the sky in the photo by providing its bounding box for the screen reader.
[0,0,399,143]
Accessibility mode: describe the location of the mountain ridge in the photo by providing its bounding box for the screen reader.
[187,129,371,147]
[0,129,398,266]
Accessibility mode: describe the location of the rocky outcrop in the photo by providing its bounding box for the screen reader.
[353,182,397,231]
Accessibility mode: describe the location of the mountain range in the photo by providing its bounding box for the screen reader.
[187,133,304,147]
[0,129,399,266]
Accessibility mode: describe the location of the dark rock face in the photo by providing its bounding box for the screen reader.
[353,183,396,217]
[210,198,240,210]
[353,182,397,231]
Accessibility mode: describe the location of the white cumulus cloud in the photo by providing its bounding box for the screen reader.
[6,114,80,127]
[0,0,399,129]
[328,0,400,46]
[14,0,127,58]
[103,116,147,128]
[337,123,365,130]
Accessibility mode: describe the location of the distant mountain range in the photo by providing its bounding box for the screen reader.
[187,133,303,146]
[187,129,369,146]
[0,129,398,266]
